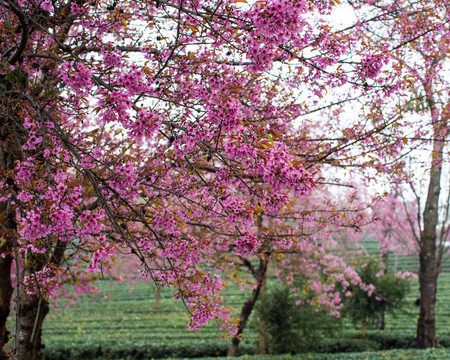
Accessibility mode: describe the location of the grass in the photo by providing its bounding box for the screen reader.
[167,348,450,359]
[34,273,450,360]
[41,279,257,350]
[41,272,450,343]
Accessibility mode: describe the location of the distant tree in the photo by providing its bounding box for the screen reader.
[350,0,449,347]
[256,283,342,354]
[367,194,419,329]
[342,257,413,337]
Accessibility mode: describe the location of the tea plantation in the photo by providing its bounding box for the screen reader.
[36,271,450,360]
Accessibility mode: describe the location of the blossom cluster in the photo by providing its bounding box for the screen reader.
[358,54,388,79]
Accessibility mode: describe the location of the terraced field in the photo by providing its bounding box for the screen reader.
[383,273,450,334]
[36,239,450,359]
[41,280,258,352]
[40,273,450,355]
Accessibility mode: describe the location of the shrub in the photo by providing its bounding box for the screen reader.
[38,341,256,359]
[256,284,341,354]
[341,257,410,336]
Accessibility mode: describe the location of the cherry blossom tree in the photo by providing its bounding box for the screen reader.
[0,0,434,359]
[224,182,389,355]
[367,194,418,273]
[342,256,413,337]
[347,0,449,348]
[368,186,450,341]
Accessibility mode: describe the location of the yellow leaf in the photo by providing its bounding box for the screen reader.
[142,66,153,76]
[187,24,198,34]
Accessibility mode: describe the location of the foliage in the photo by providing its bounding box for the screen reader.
[188,348,450,360]
[37,332,450,360]
[37,345,450,360]
[37,340,256,360]
[341,257,411,335]
[256,284,341,354]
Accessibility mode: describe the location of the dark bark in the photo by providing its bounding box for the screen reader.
[416,254,437,348]
[0,250,13,359]
[13,241,66,360]
[227,265,268,357]
[228,214,269,357]
[14,293,49,360]
[376,252,388,330]
[416,77,444,349]
[257,275,267,354]
[0,100,22,358]
[416,168,440,347]
[417,176,439,349]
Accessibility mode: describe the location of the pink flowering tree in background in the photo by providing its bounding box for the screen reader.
[367,186,450,337]
[240,187,418,345]
[340,256,413,337]
[348,0,450,348]
[364,193,418,330]
[369,195,419,268]
[223,185,378,355]
[0,0,445,359]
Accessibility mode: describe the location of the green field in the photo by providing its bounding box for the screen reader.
[41,279,259,354]
[36,270,450,359]
[171,349,450,359]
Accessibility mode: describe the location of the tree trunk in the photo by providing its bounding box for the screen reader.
[13,242,66,360]
[228,214,269,357]
[12,261,47,360]
[416,82,444,349]
[376,252,388,330]
[417,225,438,349]
[257,267,268,354]
[0,138,20,358]
[0,250,13,359]
[416,256,437,348]
[227,268,267,357]
[14,294,49,360]
[375,313,385,330]
[13,253,49,360]
[417,175,440,346]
